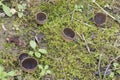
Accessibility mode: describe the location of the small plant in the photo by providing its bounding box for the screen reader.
[17,3,26,18]
[109,62,120,79]
[0,0,13,17]
[29,40,51,77]
[74,4,84,12]
[38,65,51,77]
[0,66,15,80]
[0,0,26,18]
[113,62,120,74]
[29,40,47,58]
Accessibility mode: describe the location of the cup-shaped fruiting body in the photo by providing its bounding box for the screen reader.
[94,12,107,26]
[35,11,48,25]
[62,28,76,42]
[18,53,29,61]
[20,57,38,73]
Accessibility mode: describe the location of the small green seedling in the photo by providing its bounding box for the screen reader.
[113,62,120,75]
[0,66,15,80]
[17,3,26,18]
[109,62,120,79]
[0,0,13,17]
[0,1,26,18]
[29,40,47,58]
[38,65,51,77]
[74,4,84,12]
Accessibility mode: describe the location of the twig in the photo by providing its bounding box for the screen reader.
[76,32,91,53]
[98,54,102,80]
[103,55,120,79]
[81,34,91,54]
[1,24,7,31]
[92,0,120,23]
[76,32,83,40]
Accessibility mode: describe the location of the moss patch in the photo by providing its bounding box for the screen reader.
[0,0,120,80]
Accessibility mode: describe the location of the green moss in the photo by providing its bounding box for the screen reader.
[0,0,120,80]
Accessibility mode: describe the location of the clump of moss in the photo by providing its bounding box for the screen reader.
[0,0,120,80]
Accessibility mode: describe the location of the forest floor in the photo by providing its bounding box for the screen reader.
[0,0,120,80]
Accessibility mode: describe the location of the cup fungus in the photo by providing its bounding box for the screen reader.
[62,28,76,42]
[35,11,48,25]
[94,12,107,26]
[18,53,29,61]
[20,57,38,73]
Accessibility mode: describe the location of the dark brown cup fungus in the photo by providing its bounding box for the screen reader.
[20,57,38,73]
[94,12,107,26]
[62,28,76,42]
[18,53,29,61]
[35,12,48,25]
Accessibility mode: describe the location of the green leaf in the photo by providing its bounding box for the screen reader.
[116,70,120,74]
[35,52,41,58]
[22,4,26,10]
[113,63,119,68]
[38,65,43,69]
[0,66,4,72]
[44,65,49,70]
[28,51,34,56]
[18,12,23,18]
[18,4,26,11]
[40,70,45,77]
[7,71,15,76]
[0,1,4,6]
[109,72,114,78]
[30,40,36,49]
[0,1,2,6]
[2,5,12,17]
[46,70,51,74]
[1,72,7,77]
[39,49,47,54]
[18,4,23,11]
